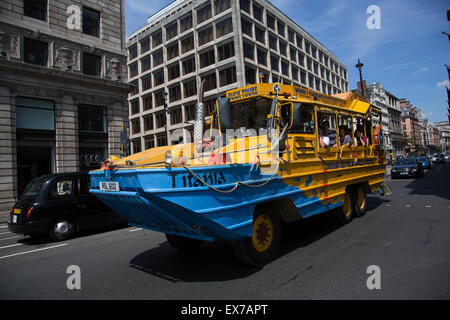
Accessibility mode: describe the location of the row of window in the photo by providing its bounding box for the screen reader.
[22,37,103,76]
[23,0,101,37]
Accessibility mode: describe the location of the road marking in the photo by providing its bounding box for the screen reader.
[0,236,20,241]
[129,228,142,232]
[425,205,431,208]
[385,204,391,207]
[0,231,11,235]
[0,243,68,260]
[0,225,8,229]
[405,205,411,208]
[0,243,22,250]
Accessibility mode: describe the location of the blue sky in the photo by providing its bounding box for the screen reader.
[125,0,449,123]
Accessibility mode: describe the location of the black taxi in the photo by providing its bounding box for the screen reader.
[8,172,124,241]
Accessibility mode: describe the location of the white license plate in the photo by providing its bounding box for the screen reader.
[400,172,408,175]
[100,181,120,192]
[12,215,17,223]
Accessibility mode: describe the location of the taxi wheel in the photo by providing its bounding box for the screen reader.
[232,207,281,267]
[337,189,354,225]
[165,234,203,252]
[353,185,367,217]
[48,217,76,241]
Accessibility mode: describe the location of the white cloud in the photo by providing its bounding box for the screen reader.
[412,66,429,75]
[437,80,450,88]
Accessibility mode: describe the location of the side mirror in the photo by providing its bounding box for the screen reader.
[216,97,232,132]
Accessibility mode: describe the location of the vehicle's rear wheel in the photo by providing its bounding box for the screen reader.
[353,185,367,217]
[165,234,203,252]
[336,189,354,224]
[48,217,76,241]
[232,206,281,267]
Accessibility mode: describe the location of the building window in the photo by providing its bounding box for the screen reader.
[271,55,279,72]
[182,57,195,75]
[78,105,106,133]
[197,4,212,24]
[181,35,194,53]
[185,104,196,121]
[167,43,179,60]
[300,69,306,84]
[240,0,250,13]
[217,42,234,61]
[129,45,137,60]
[155,112,166,128]
[130,99,140,115]
[266,13,275,30]
[170,106,182,125]
[142,75,152,91]
[130,80,139,95]
[152,30,162,47]
[255,26,265,44]
[243,42,254,60]
[156,134,167,147]
[296,34,303,49]
[257,49,266,66]
[245,66,256,85]
[168,64,180,81]
[198,27,213,46]
[83,7,100,37]
[153,50,163,67]
[180,14,193,33]
[140,38,150,54]
[184,80,197,98]
[201,73,217,91]
[131,118,140,135]
[277,21,285,37]
[169,85,181,103]
[290,46,297,62]
[216,17,233,38]
[279,40,287,56]
[154,91,165,108]
[23,38,48,66]
[292,66,298,81]
[166,23,178,41]
[153,70,164,87]
[143,94,152,111]
[241,18,252,37]
[141,55,151,72]
[16,97,54,130]
[253,3,263,20]
[200,49,215,68]
[24,0,47,21]
[288,29,295,43]
[145,136,155,149]
[219,66,237,86]
[269,34,277,51]
[132,139,141,153]
[298,52,304,66]
[215,0,231,15]
[83,52,101,76]
[144,115,153,131]
[129,62,138,78]
[281,60,289,76]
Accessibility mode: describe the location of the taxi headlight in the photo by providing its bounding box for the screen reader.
[165,150,173,167]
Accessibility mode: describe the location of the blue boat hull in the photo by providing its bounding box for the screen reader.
[89,164,342,242]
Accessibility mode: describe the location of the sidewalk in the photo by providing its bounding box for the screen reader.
[0,210,10,224]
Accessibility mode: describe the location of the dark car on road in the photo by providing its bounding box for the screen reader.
[391,158,424,179]
[416,156,431,169]
[431,153,445,164]
[8,172,125,241]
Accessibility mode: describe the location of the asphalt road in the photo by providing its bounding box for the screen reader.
[0,162,449,300]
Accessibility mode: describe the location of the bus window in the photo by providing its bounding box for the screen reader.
[230,98,272,137]
[289,104,315,134]
[353,117,368,146]
[318,111,336,148]
[338,114,353,147]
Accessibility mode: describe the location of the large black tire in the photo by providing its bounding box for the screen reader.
[232,206,281,267]
[353,185,367,217]
[48,216,76,241]
[165,234,203,252]
[336,188,354,225]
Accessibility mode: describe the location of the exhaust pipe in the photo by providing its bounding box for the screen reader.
[194,80,206,147]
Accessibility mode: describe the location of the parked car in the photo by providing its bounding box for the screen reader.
[431,153,445,164]
[8,172,125,241]
[416,156,431,169]
[444,154,449,160]
[391,158,424,179]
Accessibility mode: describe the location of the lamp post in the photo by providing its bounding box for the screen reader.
[355,59,365,97]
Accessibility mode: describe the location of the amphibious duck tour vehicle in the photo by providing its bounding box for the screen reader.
[89,81,386,266]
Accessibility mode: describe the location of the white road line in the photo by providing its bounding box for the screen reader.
[0,243,68,260]
[0,243,23,250]
[405,205,411,208]
[0,231,11,235]
[385,204,391,207]
[425,205,431,208]
[0,225,8,229]
[0,236,20,241]
[129,228,142,232]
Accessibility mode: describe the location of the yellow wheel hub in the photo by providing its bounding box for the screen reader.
[357,187,365,210]
[343,192,352,217]
[252,214,273,252]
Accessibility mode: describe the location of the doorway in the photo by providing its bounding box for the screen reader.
[17,145,53,196]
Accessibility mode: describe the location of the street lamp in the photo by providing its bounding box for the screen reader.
[355,59,365,97]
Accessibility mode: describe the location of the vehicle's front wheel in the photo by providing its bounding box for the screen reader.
[48,217,76,241]
[232,206,281,267]
[165,234,204,252]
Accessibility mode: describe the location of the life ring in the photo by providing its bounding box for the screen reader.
[374,125,384,150]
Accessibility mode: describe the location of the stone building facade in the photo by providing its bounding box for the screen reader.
[435,120,450,152]
[0,0,129,213]
[400,99,424,155]
[126,0,349,152]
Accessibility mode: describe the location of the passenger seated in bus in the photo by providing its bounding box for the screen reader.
[319,127,330,148]
[355,127,368,146]
[336,126,352,147]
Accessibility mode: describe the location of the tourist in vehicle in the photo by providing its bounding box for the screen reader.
[336,126,353,147]
[319,125,330,148]
[355,127,368,146]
